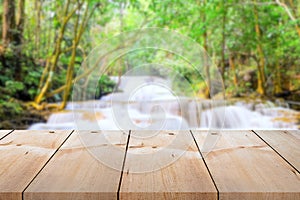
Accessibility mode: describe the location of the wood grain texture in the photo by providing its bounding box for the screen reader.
[120,130,217,200]
[0,130,12,139]
[192,130,300,200]
[0,130,72,200]
[24,130,128,200]
[254,130,300,171]
[288,130,300,135]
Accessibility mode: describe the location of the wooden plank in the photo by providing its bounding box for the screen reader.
[0,130,12,139]
[0,130,72,200]
[254,130,300,171]
[120,130,217,200]
[193,130,300,200]
[24,130,128,200]
[288,130,300,135]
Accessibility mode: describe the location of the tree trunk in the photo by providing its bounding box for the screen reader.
[220,0,227,80]
[60,1,98,109]
[35,0,77,104]
[16,0,25,45]
[200,0,211,98]
[60,2,82,109]
[14,0,25,81]
[204,30,211,98]
[253,2,266,95]
[2,0,16,51]
[229,54,238,87]
[274,20,282,95]
[274,59,282,94]
[34,0,42,56]
[1,0,25,81]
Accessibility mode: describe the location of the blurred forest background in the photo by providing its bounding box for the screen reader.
[0,0,299,129]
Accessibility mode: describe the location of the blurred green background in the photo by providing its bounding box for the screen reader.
[0,0,299,129]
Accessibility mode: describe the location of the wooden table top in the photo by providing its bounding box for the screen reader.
[0,130,299,200]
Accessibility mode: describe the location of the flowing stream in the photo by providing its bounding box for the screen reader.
[29,77,300,130]
[29,98,299,130]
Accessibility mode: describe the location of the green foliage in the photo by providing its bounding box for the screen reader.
[96,75,117,99]
[1,0,300,105]
[5,81,24,94]
[0,101,23,116]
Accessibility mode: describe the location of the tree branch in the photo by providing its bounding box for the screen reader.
[275,0,296,21]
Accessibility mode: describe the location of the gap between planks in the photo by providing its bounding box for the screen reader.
[21,130,75,200]
[190,130,220,200]
[23,130,130,199]
[18,129,215,200]
[0,130,14,140]
[117,130,131,200]
[15,130,299,200]
[118,130,218,200]
[252,130,300,174]
[192,130,300,200]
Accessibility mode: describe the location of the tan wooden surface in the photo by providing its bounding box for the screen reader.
[0,130,11,139]
[0,130,72,200]
[192,130,300,200]
[0,130,299,200]
[254,130,300,171]
[24,130,129,200]
[120,130,217,200]
[288,130,300,135]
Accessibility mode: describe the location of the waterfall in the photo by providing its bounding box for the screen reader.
[200,106,276,129]
[28,76,299,130]
[28,100,299,130]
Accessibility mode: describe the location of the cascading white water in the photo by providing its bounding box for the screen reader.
[200,105,280,129]
[28,76,299,130]
[28,100,299,130]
